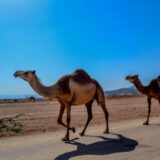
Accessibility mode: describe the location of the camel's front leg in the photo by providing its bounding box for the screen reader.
[57,104,75,133]
[62,105,71,141]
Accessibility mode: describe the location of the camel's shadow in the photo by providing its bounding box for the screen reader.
[54,134,138,160]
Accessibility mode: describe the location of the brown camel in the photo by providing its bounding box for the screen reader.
[126,75,160,125]
[14,69,109,141]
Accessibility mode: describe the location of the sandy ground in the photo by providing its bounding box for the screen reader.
[1,118,160,160]
[0,96,160,137]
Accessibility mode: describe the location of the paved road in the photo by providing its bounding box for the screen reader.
[0,117,160,160]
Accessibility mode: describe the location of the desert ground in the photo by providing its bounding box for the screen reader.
[0,96,160,137]
[0,96,160,160]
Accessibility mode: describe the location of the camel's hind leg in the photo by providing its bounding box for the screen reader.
[143,97,151,125]
[94,80,109,133]
[80,100,93,136]
[99,102,109,134]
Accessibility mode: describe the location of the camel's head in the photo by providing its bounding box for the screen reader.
[14,70,36,82]
[126,75,139,83]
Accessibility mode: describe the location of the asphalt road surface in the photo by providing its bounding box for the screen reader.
[0,117,160,160]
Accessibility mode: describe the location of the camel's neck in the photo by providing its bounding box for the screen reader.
[134,79,147,95]
[29,76,58,99]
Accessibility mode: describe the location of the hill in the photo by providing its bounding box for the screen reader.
[105,86,140,97]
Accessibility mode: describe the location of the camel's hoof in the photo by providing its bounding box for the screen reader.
[62,137,70,142]
[79,132,85,136]
[72,127,76,133]
[103,130,109,134]
[143,122,149,125]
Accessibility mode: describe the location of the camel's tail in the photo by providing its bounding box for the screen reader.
[94,80,106,105]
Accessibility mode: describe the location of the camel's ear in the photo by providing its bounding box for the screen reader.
[32,70,36,75]
[135,74,139,78]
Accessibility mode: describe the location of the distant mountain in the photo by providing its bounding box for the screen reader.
[105,86,140,97]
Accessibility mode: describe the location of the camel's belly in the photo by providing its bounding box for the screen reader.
[69,80,96,105]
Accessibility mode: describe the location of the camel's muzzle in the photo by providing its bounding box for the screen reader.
[125,76,130,80]
[14,71,24,78]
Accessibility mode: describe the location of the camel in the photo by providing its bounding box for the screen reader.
[14,69,109,141]
[126,75,160,125]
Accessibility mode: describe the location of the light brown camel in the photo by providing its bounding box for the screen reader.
[126,75,160,125]
[14,69,109,141]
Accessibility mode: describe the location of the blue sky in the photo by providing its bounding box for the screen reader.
[0,0,160,95]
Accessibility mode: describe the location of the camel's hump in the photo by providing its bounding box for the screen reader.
[157,76,160,88]
[149,77,160,93]
[59,69,93,85]
[56,69,94,94]
[72,69,93,84]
